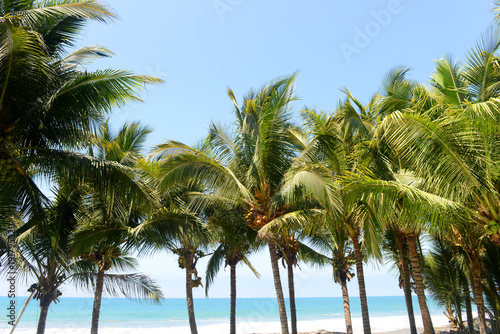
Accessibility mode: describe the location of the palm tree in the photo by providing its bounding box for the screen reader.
[152,74,343,334]
[301,224,356,334]
[7,184,86,334]
[135,182,211,334]
[300,92,457,334]
[365,67,464,334]
[0,0,162,225]
[299,103,379,334]
[382,226,418,334]
[423,239,467,330]
[2,183,161,334]
[275,233,302,334]
[71,120,160,334]
[205,204,261,334]
[172,236,208,334]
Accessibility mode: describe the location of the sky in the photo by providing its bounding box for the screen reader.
[3,1,497,300]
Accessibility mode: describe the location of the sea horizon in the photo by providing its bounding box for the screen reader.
[0,296,452,334]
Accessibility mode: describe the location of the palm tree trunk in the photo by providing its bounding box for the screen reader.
[230,262,236,334]
[91,269,105,334]
[464,284,474,332]
[341,279,353,334]
[287,262,297,334]
[186,265,198,334]
[351,231,371,334]
[470,261,487,334]
[269,241,289,334]
[36,298,51,334]
[407,232,434,334]
[397,234,417,334]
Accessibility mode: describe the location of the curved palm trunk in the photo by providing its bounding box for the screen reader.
[351,231,371,334]
[36,298,51,334]
[407,233,434,334]
[186,265,198,334]
[397,234,417,334]
[470,261,487,334]
[341,279,353,334]
[287,262,297,334]
[230,263,236,334]
[269,241,289,334]
[464,284,474,332]
[91,269,105,334]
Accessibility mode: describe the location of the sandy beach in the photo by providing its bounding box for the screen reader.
[10,321,452,334]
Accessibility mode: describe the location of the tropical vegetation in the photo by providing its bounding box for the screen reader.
[1,1,500,334]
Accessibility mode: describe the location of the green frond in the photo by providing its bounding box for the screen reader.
[5,0,115,28]
[204,244,225,296]
[381,111,485,200]
[281,163,342,218]
[71,272,163,303]
[61,45,113,64]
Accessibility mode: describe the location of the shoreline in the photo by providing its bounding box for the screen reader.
[8,322,453,334]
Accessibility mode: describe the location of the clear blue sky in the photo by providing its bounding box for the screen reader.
[7,1,496,299]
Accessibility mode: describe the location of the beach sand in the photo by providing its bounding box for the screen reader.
[10,315,453,334]
[11,326,453,334]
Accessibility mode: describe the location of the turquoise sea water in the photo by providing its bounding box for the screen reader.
[0,296,444,331]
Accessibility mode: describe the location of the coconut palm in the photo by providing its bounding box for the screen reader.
[152,74,343,334]
[301,223,356,334]
[275,233,302,334]
[205,204,261,334]
[4,184,87,334]
[423,239,467,330]
[2,182,162,334]
[0,0,161,225]
[301,92,458,334]
[382,227,417,334]
[299,102,380,334]
[134,182,211,334]
[70,120,160,334]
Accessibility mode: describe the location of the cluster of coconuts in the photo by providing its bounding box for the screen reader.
[484,220,500,236]
[28,281,64,301]
[245,208,268,229]
[192,276,203,288]
[0,135,16,182]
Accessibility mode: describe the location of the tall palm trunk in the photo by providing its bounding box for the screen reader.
[407,232,434,334]
[230,262,236,334]
[287,262,297,334]
[464,284,474,331]
[269,241,289,334]
[91,269,105,334]
[397,233,417,334]
[470,259,487,334]
[186,264,198,334]
[341,279,353,334]
[37,297,51,334]
[351,231,371,334]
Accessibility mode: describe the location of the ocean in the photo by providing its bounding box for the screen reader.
[0,296,450,334]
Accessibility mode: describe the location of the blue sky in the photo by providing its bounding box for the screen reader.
[5,1,496,300]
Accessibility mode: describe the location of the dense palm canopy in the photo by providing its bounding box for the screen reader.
[0,0,161,226]
[151,74,345,334]
[2,1,500,334]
